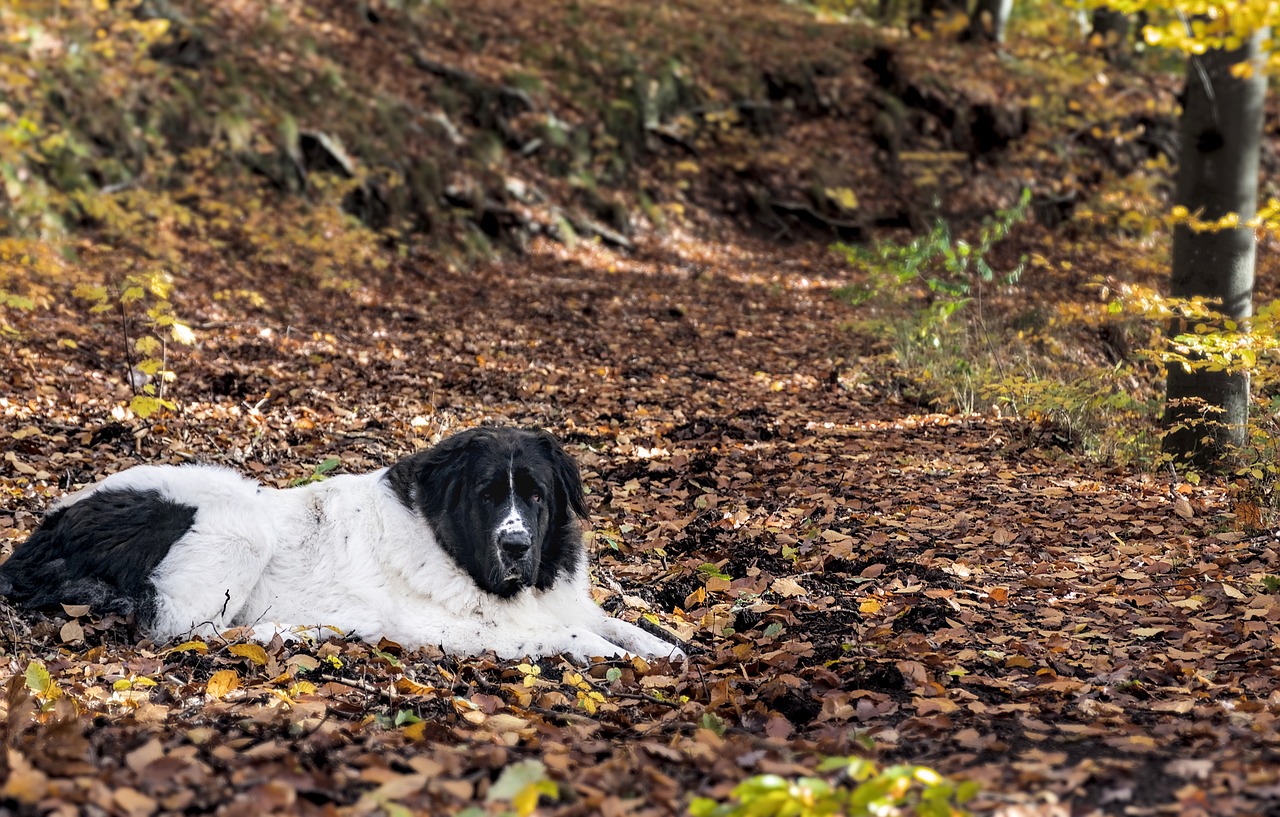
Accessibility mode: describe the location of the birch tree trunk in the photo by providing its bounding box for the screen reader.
[968,0,1013,42]
[1163,30,1267,467]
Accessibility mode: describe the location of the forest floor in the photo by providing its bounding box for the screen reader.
[3,227,1278,816]
[3,1,1280,816]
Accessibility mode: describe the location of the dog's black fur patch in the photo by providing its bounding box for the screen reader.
[0,488,196,624]
[387,427,587,597]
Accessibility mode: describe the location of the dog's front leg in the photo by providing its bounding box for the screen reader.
[540,626,630,662]
[596,617,686,661]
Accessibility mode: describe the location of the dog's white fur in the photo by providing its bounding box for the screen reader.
[53,464,683,662]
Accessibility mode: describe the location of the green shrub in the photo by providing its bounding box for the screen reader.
[689,756,977,817]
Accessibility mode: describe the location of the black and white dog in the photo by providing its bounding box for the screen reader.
[0,427,683,661]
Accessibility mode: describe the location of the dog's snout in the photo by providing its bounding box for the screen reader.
[500,531,532,559]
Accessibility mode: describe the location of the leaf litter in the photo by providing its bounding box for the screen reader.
[1,0,1280,811]
[1,228,1277,817]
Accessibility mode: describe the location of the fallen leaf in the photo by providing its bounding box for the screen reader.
[1173,497,1194,519]
[113,786,158,817]
[1221,583,1246,600]
[206,670,241,699]
[126,738,166,773]
[60,620,84,644]
[229,643,269,665]
[771,577,807,597]
[1165,758,1213,779]
[164,640,209,655]
[1,749,47,805]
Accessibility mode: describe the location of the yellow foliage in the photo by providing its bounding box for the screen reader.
[1091,0,1278,66]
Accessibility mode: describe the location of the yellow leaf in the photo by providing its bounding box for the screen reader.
[129,395,175,418]
[289,680,317,696]
[171,322,196,345]
[825,186,859,211]
[72,283,108,302]
[24,661,53,697]
[135,18,170,42]
[394,677,437,696]
[403,720,428,741]
[135,336,162,357]
[229,643,269,666]
[859,598,882,615]
[513,785,539,817]
[206,670,241,699]
[164,640,209,655]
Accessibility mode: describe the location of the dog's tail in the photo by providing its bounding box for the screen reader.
[0,487,195,625]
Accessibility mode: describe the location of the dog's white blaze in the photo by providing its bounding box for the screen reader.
[495,468,527,538]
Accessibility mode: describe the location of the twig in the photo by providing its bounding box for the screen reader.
[119,299,137,398]
[159,335,167,402]
[318,673,398,703]
[583,676,680,709]
[523,704,599,725]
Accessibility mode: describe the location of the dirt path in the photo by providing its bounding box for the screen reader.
[2,231,1278,816]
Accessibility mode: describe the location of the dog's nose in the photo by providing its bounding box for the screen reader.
[499,532,532,560]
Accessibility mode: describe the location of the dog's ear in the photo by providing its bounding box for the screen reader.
[418,432,478,509]
[387,431,475,514]
[536,430,588,521]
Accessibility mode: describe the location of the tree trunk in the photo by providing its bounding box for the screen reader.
[1163,31,1267,468]
[968,0,1013,42]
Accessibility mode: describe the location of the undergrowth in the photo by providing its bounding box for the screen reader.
[836,195,1280,527]
[690,755,975,817]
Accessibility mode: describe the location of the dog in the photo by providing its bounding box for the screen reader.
[0,426,684,661]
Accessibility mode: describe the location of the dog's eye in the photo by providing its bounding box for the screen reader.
[530,491,542,504]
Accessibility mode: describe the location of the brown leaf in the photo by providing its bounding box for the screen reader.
[770,577,807,597]
[1,749,48,805]
[765,714,794,739]
[126,738,166,773]
[113,786,158,817]
[1173,496,1194,519]
[59,620,84,644]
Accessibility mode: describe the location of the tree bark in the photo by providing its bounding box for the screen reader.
[1163,31,1267,468]
[968,0,1013,42]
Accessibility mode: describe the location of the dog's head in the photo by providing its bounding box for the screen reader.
[387,427,588,598]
